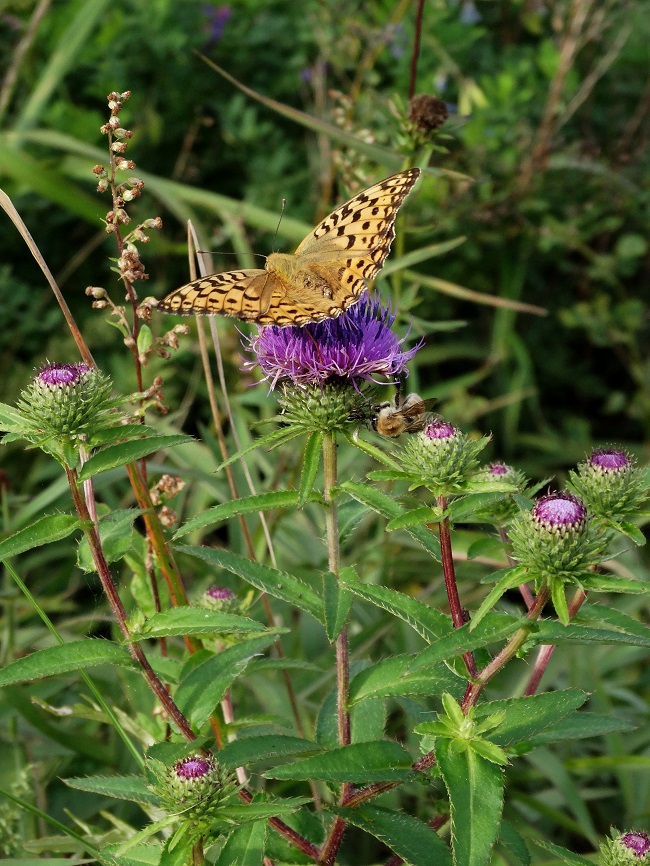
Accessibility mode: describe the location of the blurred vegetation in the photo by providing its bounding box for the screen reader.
[0,0,649,861]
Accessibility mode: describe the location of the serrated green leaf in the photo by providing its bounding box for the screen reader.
[340,480,441,560]
[616,521,646,545]
[522,712,635,749]
[583,574,649,594]
[63,775,157,806]
[386,506,441,531]
[323,568,353,642]
[497,820,531,866]
[175,634,277,727]
[299,431,323,505]
[214,821,267,866]
[0,640,135,686]
[350,655,461,704]
[436,737,504,866]
[338,569,451,643]
[334,805,453,866]
[131,607,272,640]
[533,620,650,648]
[532,839,594,866]
[213,426,303,474]
[470,567,529,630]
[216,797,312,824]
[408,614,526,672]
[263,741,414,782]
[446,493,509,522]
[473,690,588,747]
[218,735,321,770]
[175,545,323,620]
[77,509,140,571]
[78,435,193,480]
[174,490,300,538]
[0,514,82,562]
[0,401,28,433]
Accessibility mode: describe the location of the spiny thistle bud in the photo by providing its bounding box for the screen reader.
[16,363,115,444]
[396,418,490,495]
[147,753,238,829]
[278,380,364,434]
[201,585,237,612]
[600,829,650,866]
[567,448,648,521]
[472,461,529,523]
[508,492,604,583]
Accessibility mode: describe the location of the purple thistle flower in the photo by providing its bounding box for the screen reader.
[589,448,630,473]
[424,418,456,441]
[206,586,234,601]
[487,462,509,476]
[245,294,421,390]
[621,833,650,858]
[531,492,587,531]
[175,755,213,780]
[37,362,91,387]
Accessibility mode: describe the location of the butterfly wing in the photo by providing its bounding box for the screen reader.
[294,168,420,282]
[158,269,277,320]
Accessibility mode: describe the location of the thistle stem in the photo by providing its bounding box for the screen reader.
[65,466,196,742]
[437,495,478,678]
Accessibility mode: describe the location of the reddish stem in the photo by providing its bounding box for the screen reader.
[409,0,425,100]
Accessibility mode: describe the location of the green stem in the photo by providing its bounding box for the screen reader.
[319,432,351,866]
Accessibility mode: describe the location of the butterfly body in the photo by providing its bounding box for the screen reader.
[159,167,420,327]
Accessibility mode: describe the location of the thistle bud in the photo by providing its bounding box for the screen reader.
[202,585,236,611]
[148,753,238,829]
[17,363,115,445]
[600,829,650,866]
[397,418,490,495]
[508,492,603,583]
[473,461,528,523]
[568,448,648,520]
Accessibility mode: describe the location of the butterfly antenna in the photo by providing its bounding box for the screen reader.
[272,199,286,253]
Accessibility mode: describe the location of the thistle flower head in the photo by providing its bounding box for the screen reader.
[472,461,529,524]
[245,294,420,389]
[148,752,238,829]
[395,417,490,495]
[201,585,237,612]
[508,491,603,584]
[16,362,116,452]
[568,448,648,521]
[599,829,650,866]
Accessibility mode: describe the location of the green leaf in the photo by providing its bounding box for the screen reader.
[616,521,646,545]
[338,569,451,643]
[299,431,323,505]
[497,820,531,866]
[343,430,403,471]
[131,607,272,640]
[472,690,588,747]
[436,737,504,866]
[533,620,650,648]
[63,775,157,806]
[175,545,323,621]
[0,640,135,686]
[78,435,193,480]
[334,805,453,866]
[263,741,414,783]
[214,821,267,866]
[0,514,82,562]
[216,797,312,824]
[408,614,526,673]
[583,574,649,594]
[218,735,321,770]
[470,567,529,630]
[323,568,354,642]
[174,491,300,538]
[350,655,461,704]
[523,712,635,749]
[77,509,139,571]
[551,579,570,625]
[446,493,510,522]
[175,635,277,728]
[0,401,28,434]
[340,480,441,560]
[213,426,303,475]
[136,324,153,357]
[532,839,594,866]
[386,506,441,531]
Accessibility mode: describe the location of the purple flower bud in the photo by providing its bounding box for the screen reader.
[206,586,234,601]
[37,362,91,387]
[424,419,456,440]
[174,755,213,781]
[589,449,630,473]
[621,833,650,858]
[488,462,509,476]
[531,492,587,530]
